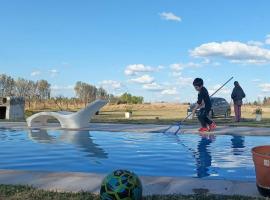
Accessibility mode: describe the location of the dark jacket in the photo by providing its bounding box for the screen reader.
[197,87,212,111]
[231,86,245,105]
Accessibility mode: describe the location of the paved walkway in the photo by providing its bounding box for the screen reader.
[0,121,269,197]
[1,121,270,136]
[0,170,260,197]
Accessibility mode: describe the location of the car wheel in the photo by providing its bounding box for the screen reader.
[224,111,228,118]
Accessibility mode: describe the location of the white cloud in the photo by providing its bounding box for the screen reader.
[265,34,270,45]
[247,40,264,47]
[252,79,261,83]
[160,12,181,22]
[161,88,178,95]
[198,58,220,66]
[143,82,164,91]
[99,80,123,90]
[172,71,182,77]
[49,69,59,77]
[259,83,270,92]
[176,76,193,86]
[208,84,230,95]
[185,62,201,68]
[230,59,268,64]
[125,64,154,76]
[170,62,202,72]
[31,70,41,76]
[157,65,165,70]
[170,63,184,71]
[130,75,154,84]
[190,41,270,64]
[169,64,194,86]
[202,58,210,64]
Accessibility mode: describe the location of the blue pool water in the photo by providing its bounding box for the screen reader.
[0,128,269,180]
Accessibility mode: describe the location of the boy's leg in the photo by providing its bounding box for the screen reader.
[198,109,207,128]
[205,110,213,125]
[206,109,216,131]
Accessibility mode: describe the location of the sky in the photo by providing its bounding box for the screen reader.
[0,0,270,103]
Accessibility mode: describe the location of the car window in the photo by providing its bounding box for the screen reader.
[212,98,228,106]
[212,99,219,106]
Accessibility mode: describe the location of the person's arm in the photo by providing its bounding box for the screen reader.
[192,103,201,117]
[192,92,203,116]
[242,89,246,98]
[231,88,236,99]
[192,101,204,116]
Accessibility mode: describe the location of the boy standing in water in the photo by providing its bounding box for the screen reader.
[192,78,216,132]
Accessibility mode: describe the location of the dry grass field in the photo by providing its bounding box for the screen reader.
[25,102,270,126]
[97,103,189,120]
[91,103,270,126]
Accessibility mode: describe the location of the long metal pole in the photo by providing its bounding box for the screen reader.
[181,76,234,123]
[210,77,233,97]
[166,76,234,134]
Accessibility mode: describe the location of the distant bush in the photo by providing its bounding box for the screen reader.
[119,92,144,104]
[254,107,263,115]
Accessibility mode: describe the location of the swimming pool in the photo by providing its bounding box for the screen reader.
[0,128,269,180]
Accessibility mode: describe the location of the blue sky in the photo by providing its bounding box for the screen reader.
[0,0,270,102]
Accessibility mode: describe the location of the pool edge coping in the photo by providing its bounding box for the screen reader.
[0,169,261,197]
[0,121,270,136]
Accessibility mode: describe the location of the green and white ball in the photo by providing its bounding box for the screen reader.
[100,169,142,200]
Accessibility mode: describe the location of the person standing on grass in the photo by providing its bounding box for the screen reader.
[231,81,246,122]
[192,78,216,132]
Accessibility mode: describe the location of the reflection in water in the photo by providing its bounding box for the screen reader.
[231,135,245,155]
[60,130,108,158]
[28,129,56,143]
[195,134,215,178]
[28,129,107,158]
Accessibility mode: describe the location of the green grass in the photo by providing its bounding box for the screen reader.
[0,184,268,200]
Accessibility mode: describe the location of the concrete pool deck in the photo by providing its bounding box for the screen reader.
[0,170,261,197]
[1,121,270,136]
[0,121,269,197]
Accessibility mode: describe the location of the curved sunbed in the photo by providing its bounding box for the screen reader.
[26,99,108,129]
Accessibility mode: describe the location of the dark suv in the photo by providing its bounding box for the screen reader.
[187,97,231,118]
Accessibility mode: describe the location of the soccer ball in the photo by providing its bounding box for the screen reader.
[100,169,142,200]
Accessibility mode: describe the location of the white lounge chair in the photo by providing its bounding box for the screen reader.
[26,99,108,129]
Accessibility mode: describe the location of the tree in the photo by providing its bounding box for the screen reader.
[131,96,144,104]
[120,92,132,104]
[26,80,38,109]
[119,93,144,104]
[52,95,69,111]
[0,74,15,96]
[74,81,97,106]
[97,87,109,99]
[108,94,120,104]
[37,80,51,100]
[263,96,270,105]
[37,80,51,108]
[15,78,30,97]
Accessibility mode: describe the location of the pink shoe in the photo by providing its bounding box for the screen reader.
[209,122,216,131]
[198,127,209,132]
